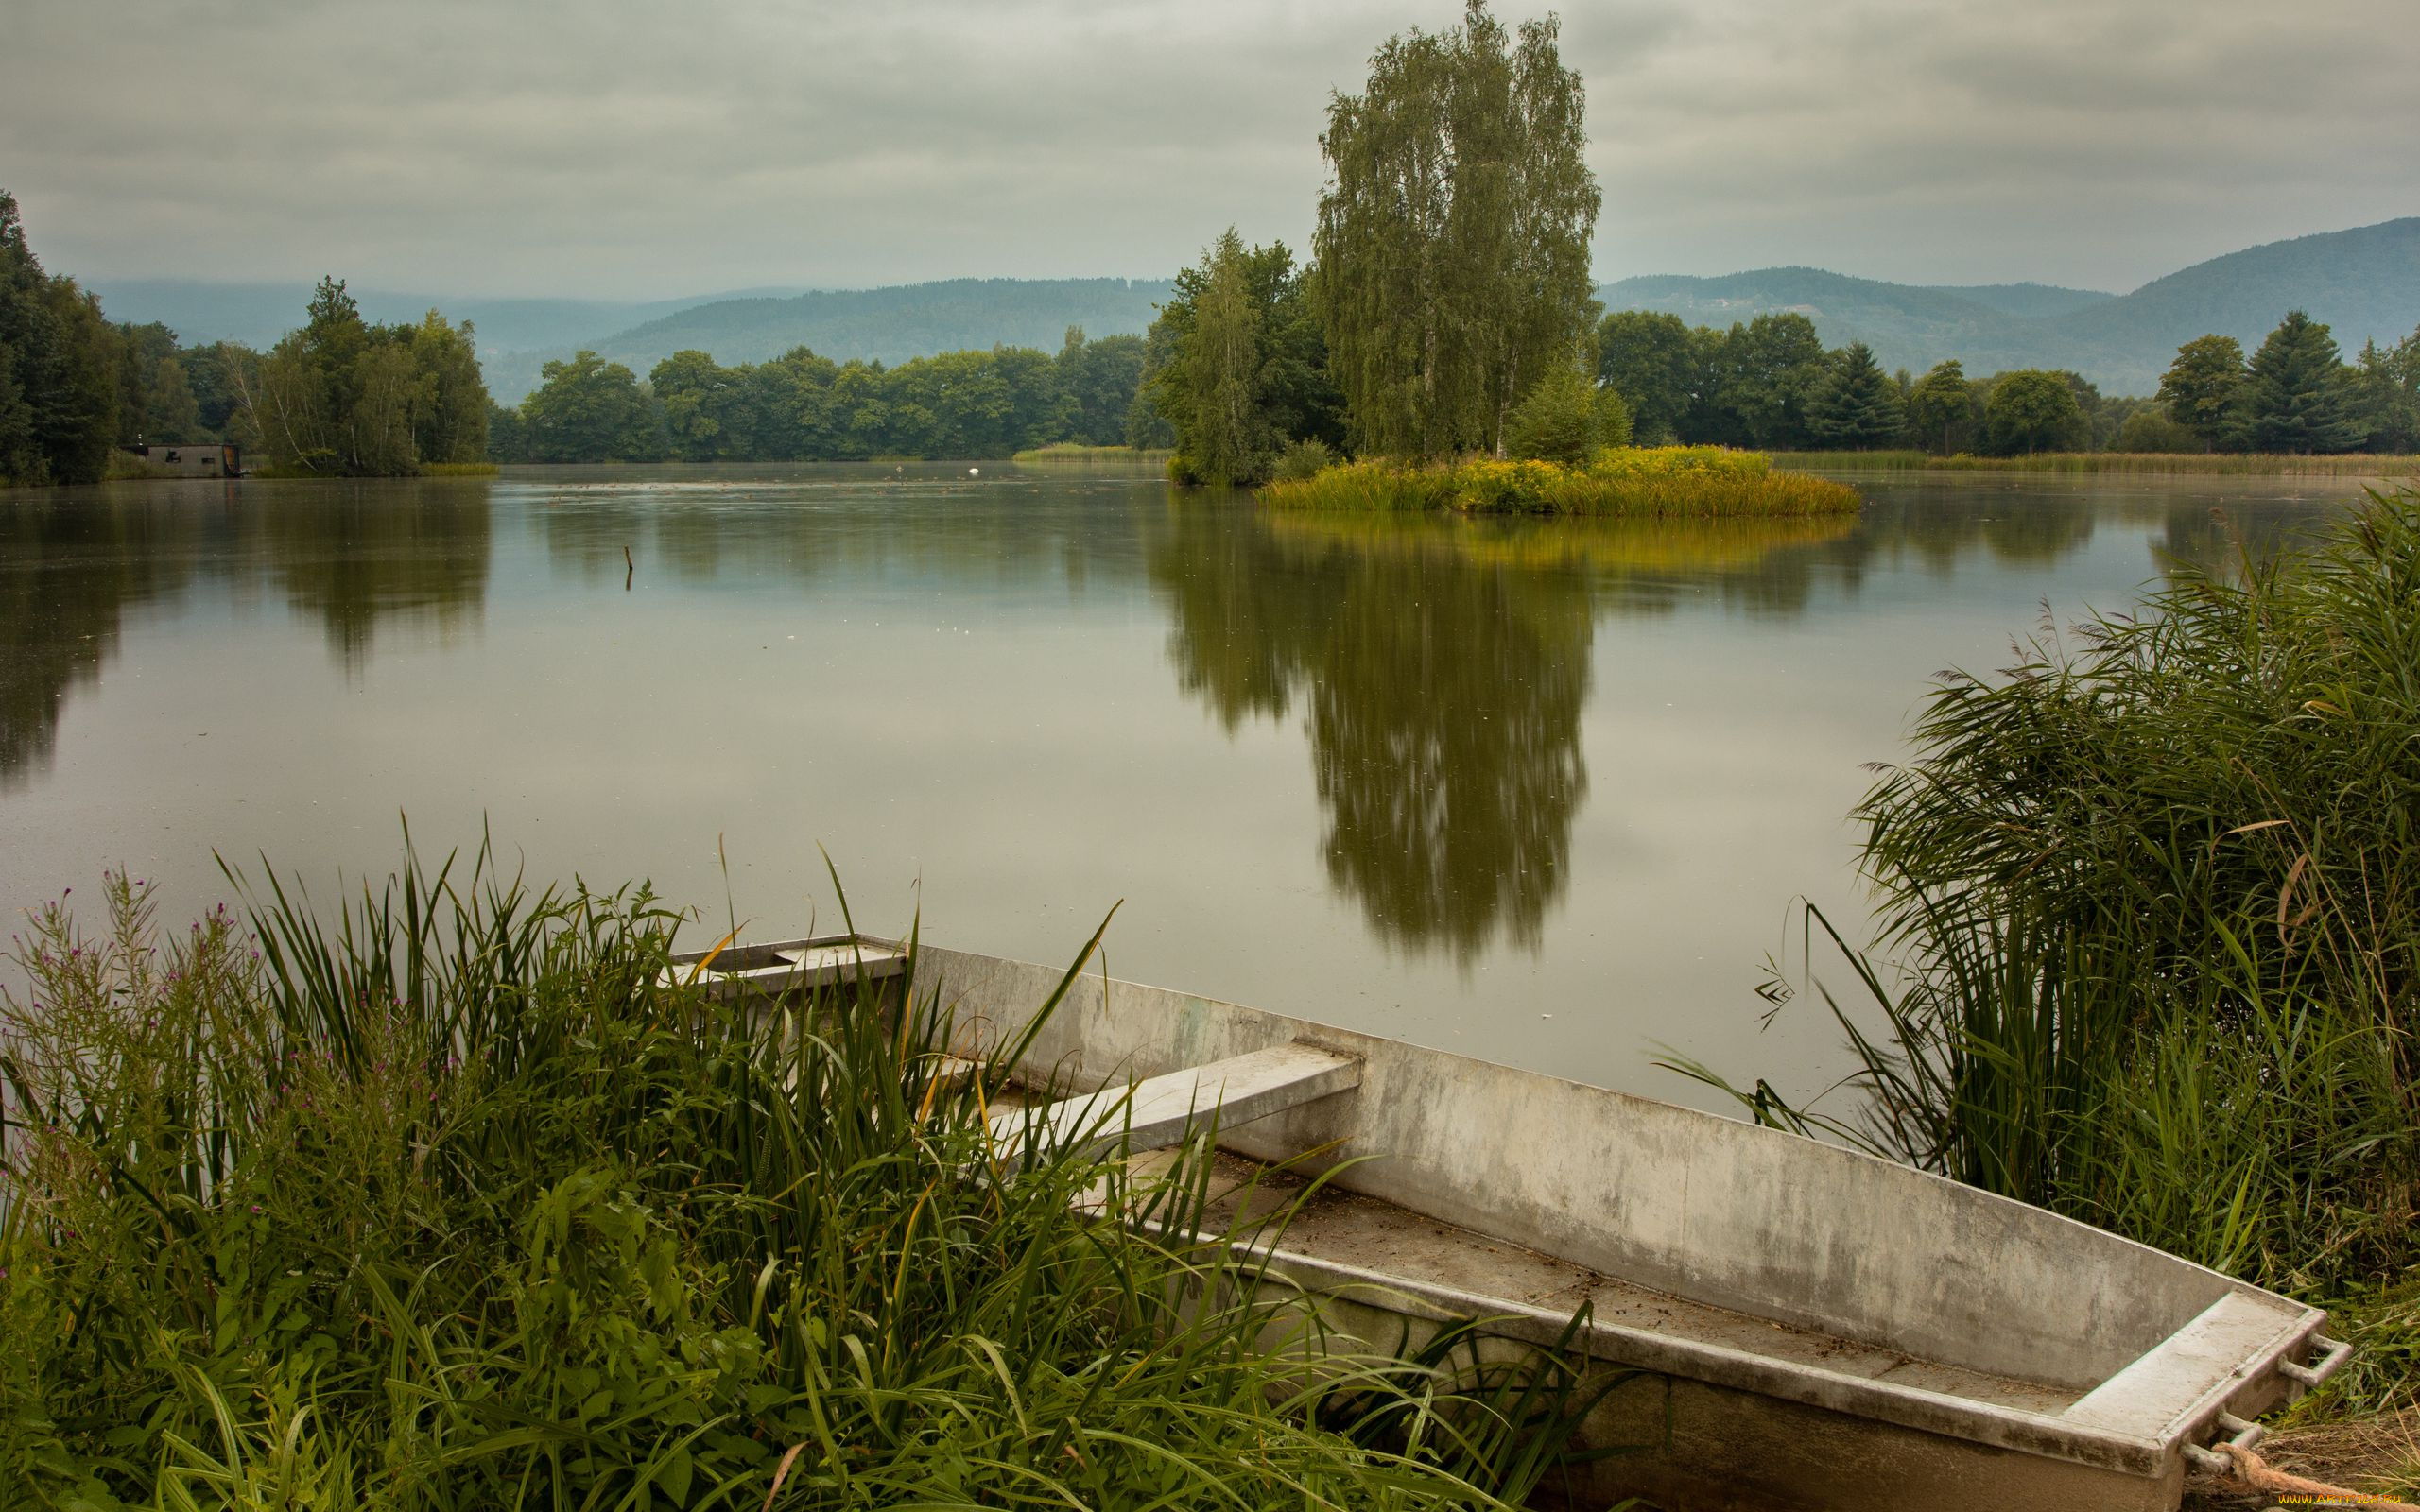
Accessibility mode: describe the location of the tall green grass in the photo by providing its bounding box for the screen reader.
[1262,448,1861,518]
[1673,486,2420,1401]
[1,850,1615,1510]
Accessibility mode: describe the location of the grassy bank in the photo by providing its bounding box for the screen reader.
[1262,447,1861,518]
[1679,485,2420,1492]
[0,856,1609,1512]
[1011,442,1174,464]
[1774,449,2420,476]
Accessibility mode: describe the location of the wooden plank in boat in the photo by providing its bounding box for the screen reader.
[990,1042,1360,1167]
[665,939,906,998]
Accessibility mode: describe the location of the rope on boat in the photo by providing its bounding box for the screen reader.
[2210,1441,2420,1510]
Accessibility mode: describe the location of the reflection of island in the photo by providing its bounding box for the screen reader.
[262,482,491,670]
[1154,506,1857,960]
[0,496,209,788]
[1304,530,1593,957]
[1166,503,1800,953]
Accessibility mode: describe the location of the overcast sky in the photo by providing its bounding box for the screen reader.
[6,0,2416,301]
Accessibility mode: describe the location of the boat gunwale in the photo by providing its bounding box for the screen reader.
[674,932,2335,1482]
[1236,1237,2321,1479]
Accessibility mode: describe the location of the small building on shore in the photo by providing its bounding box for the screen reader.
[128,442,242,477]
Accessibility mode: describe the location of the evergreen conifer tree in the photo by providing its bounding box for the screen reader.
[1503,362,1599,464]
[1805,342,1904,450]
[2347,326,2420,454]
[2244,311,2360,455]
[0,190,122,484]
[1593,383,1633,449]
[1141,232,1340,486]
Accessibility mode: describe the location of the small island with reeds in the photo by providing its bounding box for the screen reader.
[1264,446,1861,518]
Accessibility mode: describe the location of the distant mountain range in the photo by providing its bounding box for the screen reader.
[86,281,808,364]
[92,275,1177,403]
[92,217,2420,402]
[479,278,1177,403]
[1601,218,2420,392]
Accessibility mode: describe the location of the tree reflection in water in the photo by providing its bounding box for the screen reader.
[263,482,490,671]
[0,481,492,787]
[1150,503,1858,960]
[0,494,215,788]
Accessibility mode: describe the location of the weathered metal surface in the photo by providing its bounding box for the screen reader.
[905,939,2336,1512]
[988,1042,1360,1170]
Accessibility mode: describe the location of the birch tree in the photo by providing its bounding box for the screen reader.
[1314,2,1599,458]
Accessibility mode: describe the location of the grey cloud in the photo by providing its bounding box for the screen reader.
[3,0,2413,299]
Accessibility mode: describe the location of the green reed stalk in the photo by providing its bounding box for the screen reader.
[2,850,1619,1510]
[1669,486,2420,1408]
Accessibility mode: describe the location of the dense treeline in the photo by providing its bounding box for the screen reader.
[2152,312,2419,454]
[2,190,250,484]
[488,328,1146,463]
[1598,305,2420,456]
[1,190,492,482]
[245,279,488,475]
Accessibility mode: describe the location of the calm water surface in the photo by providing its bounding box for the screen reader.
[0,463,2367,1108]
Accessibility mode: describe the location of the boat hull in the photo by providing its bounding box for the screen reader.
[676,934,2336,1511]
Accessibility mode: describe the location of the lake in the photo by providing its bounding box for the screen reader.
[0,462,2372,1109]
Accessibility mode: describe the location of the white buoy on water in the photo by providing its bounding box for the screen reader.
[969,467,980,476]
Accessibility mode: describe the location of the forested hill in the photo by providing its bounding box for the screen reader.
[95,218,2417,404]
[1598,217,2420,393]
[2046,218,2420,365]
[1599,268,2107,381]
[1927,283,2114,319]
[85,282,800,361]
[482,278,1175,401]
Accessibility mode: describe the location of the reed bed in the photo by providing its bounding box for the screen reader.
[1011,443,1174,465]
[1261,447,1861,518]
[1,853,1620,1511]
[1673,484,2420,1413]
[1774,450,2420,477]
[1767,451,1933,472]
[419,461,502,477]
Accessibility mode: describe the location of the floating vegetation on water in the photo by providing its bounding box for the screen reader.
[1261,447,1862,517]
[0,850,1613,1511]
